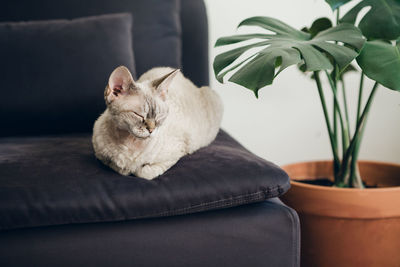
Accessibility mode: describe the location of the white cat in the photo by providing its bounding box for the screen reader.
[92,66,223,179]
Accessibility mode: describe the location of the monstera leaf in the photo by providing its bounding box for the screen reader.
[341,0,400,40]
[357,40,400,91]
[213,16,364,96]
[325,0,352,10]
[302,17,333,38]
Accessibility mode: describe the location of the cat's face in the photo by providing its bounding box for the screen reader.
[104,66,179,139]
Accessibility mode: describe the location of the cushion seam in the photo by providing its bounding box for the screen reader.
[0,184,288,231]
[129,184,286,220]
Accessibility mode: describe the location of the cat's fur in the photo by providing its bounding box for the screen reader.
[92,66,223,179]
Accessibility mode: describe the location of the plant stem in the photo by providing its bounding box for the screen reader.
[325,71,350,158]
[333,97,338,154]
[349,148,363,188]
[339,82,379,188]
[350,162,363,188]
[349,72,366,187]
[334,9,340,154]
[349,82,379,188]
[341,80,351,134]
[356,72,365,121]
[336,8,340,26]
[333,79,338,155]
[314,72,341,177]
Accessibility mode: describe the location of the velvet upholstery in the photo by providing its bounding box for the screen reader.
[181,0,209,86]
[0,0,182,80]
[0,1,300,265]
[0,13,135,137]
[0,130,290,230]
[0,200,300,267]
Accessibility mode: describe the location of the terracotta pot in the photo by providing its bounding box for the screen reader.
[280,161,400,267]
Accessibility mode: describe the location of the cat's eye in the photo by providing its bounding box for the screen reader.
[131,111,145,121]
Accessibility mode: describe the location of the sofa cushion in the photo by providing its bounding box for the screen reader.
[0,0,182,79]
[0,13,135,137]
[0,200,300,267]
[0,130,290,230]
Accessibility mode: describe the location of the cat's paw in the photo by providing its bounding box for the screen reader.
[109,161,131,176]
[136,164,165,180]
[117,168,131,176]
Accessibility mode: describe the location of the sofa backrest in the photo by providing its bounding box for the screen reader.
[0,0,209,136]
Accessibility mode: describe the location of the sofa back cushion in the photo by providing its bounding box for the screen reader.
[0,0,182,79]
[0,13,135,136]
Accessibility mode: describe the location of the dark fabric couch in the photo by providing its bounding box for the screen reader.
[0,1,300,266]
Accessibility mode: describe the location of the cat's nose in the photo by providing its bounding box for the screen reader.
[145,119,155,133]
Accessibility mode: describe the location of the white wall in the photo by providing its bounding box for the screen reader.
[204,0,400,165]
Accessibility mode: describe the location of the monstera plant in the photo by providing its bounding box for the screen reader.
[213,0,400,188]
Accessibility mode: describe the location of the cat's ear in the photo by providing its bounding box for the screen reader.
[105,66,136,104]
[152,69,180,100]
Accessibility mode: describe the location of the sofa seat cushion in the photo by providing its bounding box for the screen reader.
[0,130,290,230]
[0,200,300,267]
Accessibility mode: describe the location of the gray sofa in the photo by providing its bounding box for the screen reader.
[0,1,300,266]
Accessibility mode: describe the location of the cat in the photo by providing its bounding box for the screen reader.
[92,66,223,179]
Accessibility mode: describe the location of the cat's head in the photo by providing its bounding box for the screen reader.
[104,66,179,139]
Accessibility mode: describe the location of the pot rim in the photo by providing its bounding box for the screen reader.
[281,160,400,218]
[284,160,400,192]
